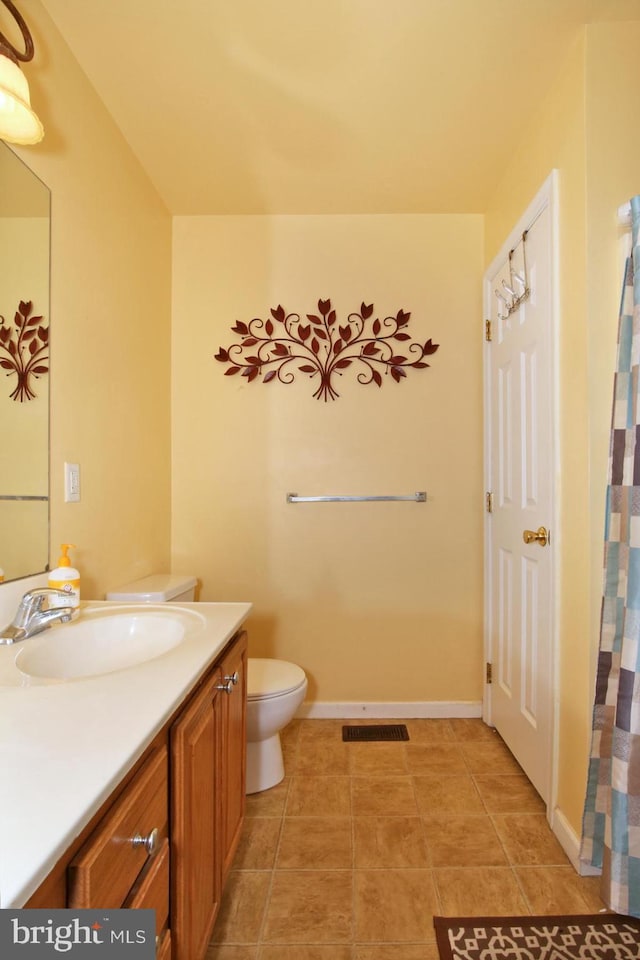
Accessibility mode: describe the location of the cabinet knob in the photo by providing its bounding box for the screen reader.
[131,826,159,856]
[216,679,234,694]
[224,671,239,685]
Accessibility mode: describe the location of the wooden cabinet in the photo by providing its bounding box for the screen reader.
[170,629,248,960]
[219,631,247,880]
[170,665,223,960]
[24,629,248,960]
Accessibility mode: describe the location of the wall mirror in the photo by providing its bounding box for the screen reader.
[0,142,50,583]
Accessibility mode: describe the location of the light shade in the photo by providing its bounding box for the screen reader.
[0,50,43,144]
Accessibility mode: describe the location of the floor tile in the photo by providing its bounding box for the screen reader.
[286,776,351,817]
[205,943,258,960]
[474,775,545,814]
[354,869,438,942]
[276,817,353,869]
[280,720,301,770]
[414,775,484,817]
[233,818,282,870]
[210,871,271,944]
[460,740,523,775]
[353,816,429,868]
[210,718,599,956]
[281,739,299,772]
[515,865,607,913]
[262,870,352,942]
[405,743,467,776]
[245,778,289,818]
[449,719,500,742]
[293,740,351,776]
[281,719,302,746]
[355,946,439,960]
[492,814,570,865]
[351,776,418,816]
[206,948,258,960]
[434,866,529,915]
[297,719,346,742]
[260,948,352,960]
[348,742,409,776]
[425,814,508,867]
[403,719,455,743]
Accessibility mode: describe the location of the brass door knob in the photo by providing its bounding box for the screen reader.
[523,526,549,547]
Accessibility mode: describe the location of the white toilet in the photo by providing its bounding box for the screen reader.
[246,658,307,794]
[106,576,305,795]
[105,573,198,604]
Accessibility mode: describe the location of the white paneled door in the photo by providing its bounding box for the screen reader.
[484,175,557,809]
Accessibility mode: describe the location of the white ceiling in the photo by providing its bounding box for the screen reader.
[40,0,640,215]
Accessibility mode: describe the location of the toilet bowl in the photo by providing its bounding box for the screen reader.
[246,658,307,794]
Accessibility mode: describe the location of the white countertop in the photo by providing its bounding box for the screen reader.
[0,599,252,908]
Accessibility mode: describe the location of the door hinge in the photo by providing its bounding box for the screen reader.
[486,491,493,513]
[485,319,492,342]
[486,662,493,684]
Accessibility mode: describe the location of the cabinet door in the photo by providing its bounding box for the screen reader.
[170,669,223,960]
[219,631,247,880]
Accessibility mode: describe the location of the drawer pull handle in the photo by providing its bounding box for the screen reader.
[216,679,234,694]
[224,671,239,685]
[131,826,159,856]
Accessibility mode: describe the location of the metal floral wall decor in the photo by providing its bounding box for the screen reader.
[0,300,48,401]
[215,298,439,401]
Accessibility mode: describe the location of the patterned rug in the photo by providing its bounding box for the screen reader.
[434,914,640,959]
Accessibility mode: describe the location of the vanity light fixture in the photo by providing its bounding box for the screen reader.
[0,0,43,144]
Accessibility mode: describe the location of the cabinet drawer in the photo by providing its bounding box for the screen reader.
[125,839,169,935]
[69,746,168,908]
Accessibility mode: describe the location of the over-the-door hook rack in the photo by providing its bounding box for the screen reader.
[494,230,531,318]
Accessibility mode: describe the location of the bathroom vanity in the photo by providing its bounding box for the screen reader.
[0,600,251,960]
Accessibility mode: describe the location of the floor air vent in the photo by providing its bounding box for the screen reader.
[342,724,409,742]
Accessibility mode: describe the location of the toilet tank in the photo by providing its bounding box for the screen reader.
[105,574,198,603]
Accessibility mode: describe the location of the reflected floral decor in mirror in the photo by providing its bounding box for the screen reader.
[0,299,48,401]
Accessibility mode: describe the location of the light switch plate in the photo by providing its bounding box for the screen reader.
[64,462,80,503]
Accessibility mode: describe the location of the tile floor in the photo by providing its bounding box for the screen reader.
[207,718,605,959]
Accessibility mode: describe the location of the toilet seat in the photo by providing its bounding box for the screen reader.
[248,658,306,701]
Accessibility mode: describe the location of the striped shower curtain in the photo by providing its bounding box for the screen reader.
[581,195,640,917]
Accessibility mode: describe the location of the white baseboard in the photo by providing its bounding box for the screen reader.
[551,807,601,876]
[296,701,483,719]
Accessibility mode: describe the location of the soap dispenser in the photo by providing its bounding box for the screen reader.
[48,544,80,608]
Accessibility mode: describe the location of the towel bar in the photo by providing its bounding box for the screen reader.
[286,492,427,503]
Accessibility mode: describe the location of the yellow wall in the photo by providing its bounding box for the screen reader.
[485,32,590,835]
[585,21,640,685]
[4,2,637,839]
[485,22,640,835]
[172,214,484,703]
[4,1,173,599]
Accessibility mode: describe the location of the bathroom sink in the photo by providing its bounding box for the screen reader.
[15,610,188,680]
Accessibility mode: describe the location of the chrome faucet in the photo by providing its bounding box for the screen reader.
[0,588,79,645]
